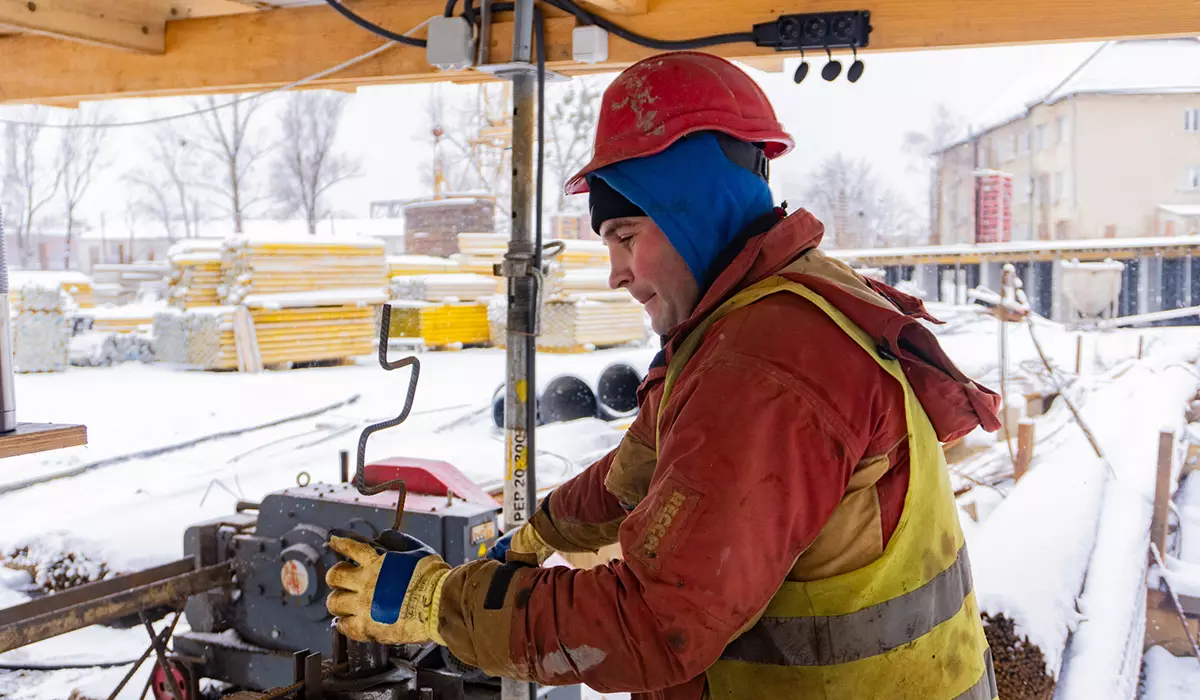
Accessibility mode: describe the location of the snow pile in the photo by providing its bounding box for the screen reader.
[2,534,110,593]
[1140,646,1200,700]
[69,332,154,367]
[1055,360,1200,700]
[13,283,73,374]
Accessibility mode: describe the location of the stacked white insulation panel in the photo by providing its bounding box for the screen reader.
[13,283,72,373]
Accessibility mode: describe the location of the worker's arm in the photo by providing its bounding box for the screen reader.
[436,356,862,691]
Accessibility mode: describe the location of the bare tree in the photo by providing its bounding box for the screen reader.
[545,77,600,214]
[270,91,361,234]
[58,107,109,268]
[192,96,272,233]
[1,107,63,267]
[803,154,916,249]
[903,104,963,244]
[128,122,208,240]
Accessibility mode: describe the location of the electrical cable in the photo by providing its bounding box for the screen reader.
[541,0,753,49]
[322,0,427,47]
[445,0,458,18]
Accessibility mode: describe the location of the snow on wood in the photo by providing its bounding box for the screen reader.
[1054,359,1200,700]
[240,288,389,309]
[971,398,1107,694]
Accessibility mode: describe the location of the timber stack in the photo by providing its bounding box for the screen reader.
[167,240,224,308]
[154,235,388,370]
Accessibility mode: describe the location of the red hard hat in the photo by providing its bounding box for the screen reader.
[564,51,794,195]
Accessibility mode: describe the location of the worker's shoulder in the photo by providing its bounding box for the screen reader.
[691,290,901,412]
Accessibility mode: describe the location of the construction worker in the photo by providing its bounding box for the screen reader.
[327,52,1002,699]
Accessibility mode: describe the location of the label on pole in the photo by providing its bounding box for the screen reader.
[504,427,529,529]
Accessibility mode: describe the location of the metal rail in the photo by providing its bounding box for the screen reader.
[0,559,233,653]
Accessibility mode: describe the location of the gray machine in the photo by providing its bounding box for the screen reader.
[165,457,577,700]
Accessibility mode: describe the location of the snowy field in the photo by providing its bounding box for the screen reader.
[2,307,1200,698]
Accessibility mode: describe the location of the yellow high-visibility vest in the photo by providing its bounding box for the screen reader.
[658,277,996,700]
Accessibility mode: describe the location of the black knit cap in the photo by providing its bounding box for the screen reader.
[588,175,646,235]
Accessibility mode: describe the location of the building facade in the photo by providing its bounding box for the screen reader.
[936,39,1200,245]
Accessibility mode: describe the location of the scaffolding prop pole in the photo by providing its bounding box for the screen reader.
[498,0,538,697]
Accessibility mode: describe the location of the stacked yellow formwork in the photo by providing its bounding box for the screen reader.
[12,284,71,373]
[386,301,491,349]
[167,240,224,308]
[387,255,461,277]
[222,237,388,305]
[154,235,388,370]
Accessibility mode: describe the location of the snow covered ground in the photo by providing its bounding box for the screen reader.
[3,306,1200,698]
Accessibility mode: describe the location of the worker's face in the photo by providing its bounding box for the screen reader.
[601,216,700,336]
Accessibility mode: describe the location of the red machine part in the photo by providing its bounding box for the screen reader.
[363,458,497,507]
[150,659,192,700]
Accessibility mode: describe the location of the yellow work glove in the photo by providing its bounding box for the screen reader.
[486,522,555,566]
[325,533,450,646]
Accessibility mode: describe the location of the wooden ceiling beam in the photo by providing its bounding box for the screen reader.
[3,0,1200,104]
[0,0,167,53]
[578,0,649,14]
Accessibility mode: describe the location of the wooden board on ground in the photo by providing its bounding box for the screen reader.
[1145,588,1200,655]
[0,423,88,459]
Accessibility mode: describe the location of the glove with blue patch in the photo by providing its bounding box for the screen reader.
[325,532,450,645]
[486,523,554,566]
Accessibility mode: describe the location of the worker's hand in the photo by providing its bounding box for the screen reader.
[486,523,554,566]
[325,534,450,646]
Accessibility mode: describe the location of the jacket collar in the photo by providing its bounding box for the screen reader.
[659,207,825,360]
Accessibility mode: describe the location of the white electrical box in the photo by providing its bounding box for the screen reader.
[426,16,474,71]
[572,25,609,64]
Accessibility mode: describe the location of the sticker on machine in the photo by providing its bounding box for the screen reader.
[281,560,310,596]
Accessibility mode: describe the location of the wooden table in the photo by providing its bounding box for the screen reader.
[0,423,88,459]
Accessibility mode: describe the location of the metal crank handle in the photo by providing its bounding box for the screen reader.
[354,303,421,496]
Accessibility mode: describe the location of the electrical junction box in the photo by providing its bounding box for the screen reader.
[427,15,474,70]
[572,25,609,64]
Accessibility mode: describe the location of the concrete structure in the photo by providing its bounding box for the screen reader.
[833,236,1200,324]
[936,39,1200,245]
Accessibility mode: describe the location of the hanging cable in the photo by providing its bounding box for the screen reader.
[322,0,427,47]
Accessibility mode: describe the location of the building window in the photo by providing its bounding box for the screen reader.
[1187,166,1200,190]
[977,143,989,169]
[1185,108,1200,132]
[1057,115,1070,143]
[1023,176,1034,198]
[1035,124,1048,151]
[999,135,1016,163]
[1020,130,1031,153]
[1053,172,1065,203]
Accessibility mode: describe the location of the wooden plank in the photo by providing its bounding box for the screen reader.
[1145,589,1200,655]
[1014,420,1035,482]
[1151,429,1175,560]
[0,423,87,459]
[737,55,786,73]
[579,0,648,14]
[0,0,166,54]
[4,0,1200,103]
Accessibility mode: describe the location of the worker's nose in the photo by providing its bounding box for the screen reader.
[608,253,632,291]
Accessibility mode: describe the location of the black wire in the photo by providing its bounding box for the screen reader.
[322,0,428,47]
[542,0,751,49]
[445,0,458,17]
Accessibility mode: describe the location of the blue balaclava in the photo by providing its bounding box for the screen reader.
[590,132,775,283]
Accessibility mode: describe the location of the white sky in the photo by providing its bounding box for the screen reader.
[5,40,1105,230]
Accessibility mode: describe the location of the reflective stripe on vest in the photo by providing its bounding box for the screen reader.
[721,545,974,667]
[657,275,996,700]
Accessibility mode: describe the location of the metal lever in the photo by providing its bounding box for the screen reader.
[354,303,421,496]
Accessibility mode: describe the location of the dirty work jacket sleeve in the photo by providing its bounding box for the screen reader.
[529,446,629,554]
[436,355,861,692]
